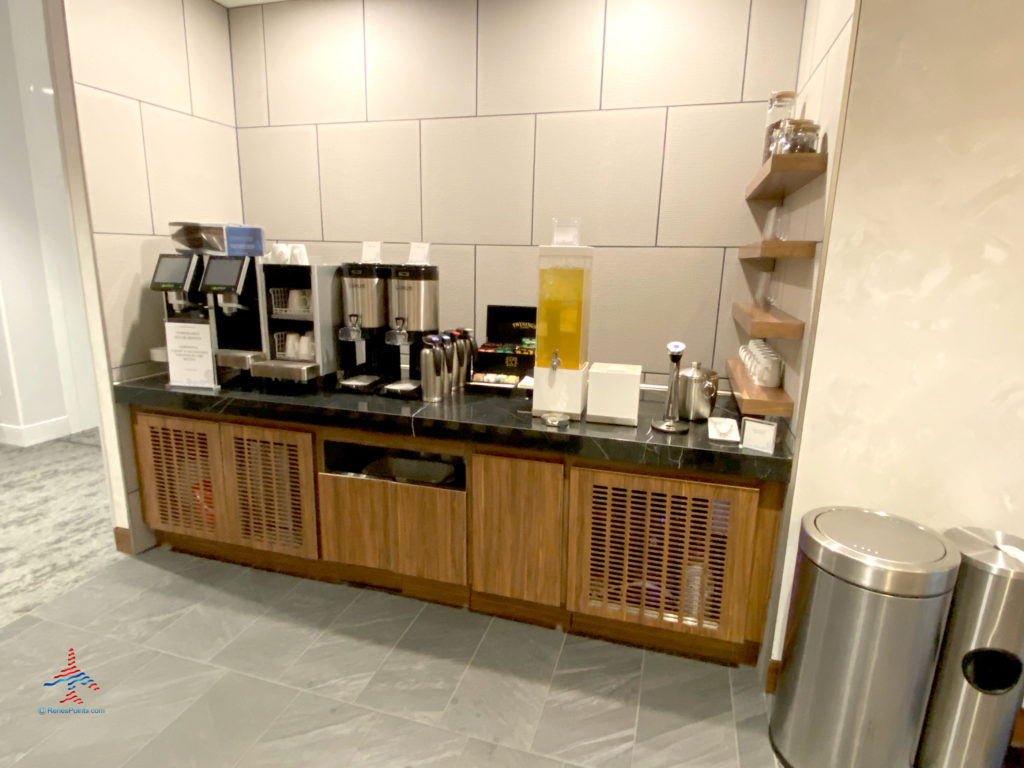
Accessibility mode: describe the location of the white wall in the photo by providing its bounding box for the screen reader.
[63,0,241,529]
[0,0,82,447]
[65,0,241,381]
[772,0,1024,656]
[229,0,807,376]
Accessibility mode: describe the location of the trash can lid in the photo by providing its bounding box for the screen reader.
[945,528,1024,581]
[801,507,961,596]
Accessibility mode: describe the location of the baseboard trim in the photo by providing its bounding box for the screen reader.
[0,415,70,447]
[1015,708,1024,747]
[113,527,132,554]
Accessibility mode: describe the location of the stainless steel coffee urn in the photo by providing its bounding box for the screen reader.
[386,264,439,380]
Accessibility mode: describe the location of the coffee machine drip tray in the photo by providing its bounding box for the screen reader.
[250,359,321,382]
[338,374,381,393]
[216,349,266,370]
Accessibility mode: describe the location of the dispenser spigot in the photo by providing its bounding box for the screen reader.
[551,349,561,370]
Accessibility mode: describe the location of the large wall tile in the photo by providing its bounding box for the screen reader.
[590,247,723,373]
[602,0,749,109]
[92,235,173,368]
[810,0,855,77]
[743,0,804,100]
[364,0,476,121]
[184,0,235,126]
[75,86,152,234]
[422,115,534,245]
[320,121,421,243]
[229,6,269,127]
[659,103,764,247]
[475,246,539,335]
[263,0,365,125]
[238,126,321,240]
[378,243,475,331]
[66,0,190,112]
[533,109,665,246]
[478,0,603,115]
[141,105,242,233]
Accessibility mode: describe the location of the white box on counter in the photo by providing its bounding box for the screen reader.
[586,362,642,426]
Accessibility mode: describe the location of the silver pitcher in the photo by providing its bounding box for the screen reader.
[678,361,719,421]
[419,335,447,402]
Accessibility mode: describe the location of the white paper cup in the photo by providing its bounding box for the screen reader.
[298,332,315,360]
[285,332,301,358]
[289,244,309,265]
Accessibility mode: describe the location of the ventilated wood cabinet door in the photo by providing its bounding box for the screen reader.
[471,455,564,606]
[568,468,759,643]
[392,484,467,585]
[220,424,317,559]
[318,473,392,570]
[134,412,230,541]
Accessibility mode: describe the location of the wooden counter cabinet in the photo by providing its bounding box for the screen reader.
[470,454,564,606]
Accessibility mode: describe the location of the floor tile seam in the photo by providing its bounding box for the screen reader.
[729,668,758,768]
[225,687,303,768]
[527,629,569,755]
[140,599,268,662]
[433,614,495,721]
[110,667,234,768]
[628,649,649,766]
[350,601,428,702]
[269,588,380,684]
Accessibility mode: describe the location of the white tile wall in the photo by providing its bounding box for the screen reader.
[713,248,756,373]
[533,108,666,246]
[477,0,604,116]
[92,235,172,368]
[66,0,190,112]
[590,248,723,373]
[364,0,476,121]
[378,243,475,331]
[237,126,322,240]
[475,246,539,335]
[421,115,535,245]
[743,0,805,100]
[74,86,152,235]
[602,0,749,109]
[658,103,765,247]
[184,0,235,125]
[263,0,365,125]
[141,105,242,232]
[228,6,269,127]
[319,121,421,242]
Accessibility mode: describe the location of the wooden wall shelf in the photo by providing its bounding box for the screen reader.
[732,302,804,339]
[745,153,828,201]
[738,240,817,262]
[726,358,794,418]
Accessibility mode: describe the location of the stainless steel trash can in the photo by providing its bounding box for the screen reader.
[770,507,961,768]
[916,528,1024,768]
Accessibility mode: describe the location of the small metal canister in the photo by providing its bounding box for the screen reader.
[676,362,719,421]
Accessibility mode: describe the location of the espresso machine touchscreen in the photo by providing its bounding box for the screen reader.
[150,252,206,321]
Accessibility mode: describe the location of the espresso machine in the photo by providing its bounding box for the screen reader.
[250,264,342,383]
[151,251,207,323]
[199,255,266,371]
[336,263,400,391]
[383,264,439,392]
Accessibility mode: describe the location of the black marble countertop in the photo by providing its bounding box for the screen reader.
[113,374,792,482]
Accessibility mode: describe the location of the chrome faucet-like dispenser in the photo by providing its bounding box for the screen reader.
[652,341,690,434]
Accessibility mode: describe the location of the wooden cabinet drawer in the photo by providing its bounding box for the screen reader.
[471,454,564,606]
[134,412,230,542]
[392,484,466,585]
[568,468,759,643]
[220,424,317,559]
[318,473,392,570]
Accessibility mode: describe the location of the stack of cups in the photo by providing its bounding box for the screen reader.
[265,243,309,265]
[740,341,783,388]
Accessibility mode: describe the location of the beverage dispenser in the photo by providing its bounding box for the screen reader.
[384,264,439,385]
[532,245,593,420]
[336,263,399,391]
[199,255,266,371]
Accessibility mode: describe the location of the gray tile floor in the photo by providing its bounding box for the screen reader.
[0,549,781,768]
[0,428,781,767]
[0,428,119,628]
